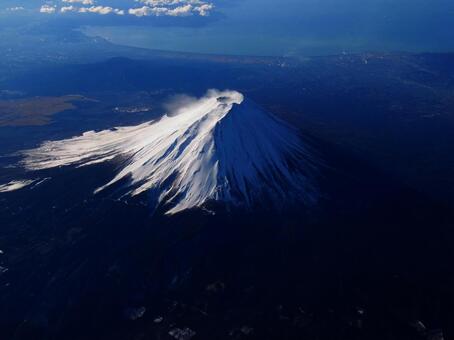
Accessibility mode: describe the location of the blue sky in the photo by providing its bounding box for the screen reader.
[2,0,454,56]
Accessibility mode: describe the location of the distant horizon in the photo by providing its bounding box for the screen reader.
[81,27,454,59]
[3,0,454,59]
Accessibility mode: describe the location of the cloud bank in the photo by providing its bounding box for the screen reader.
[31,0,214,17]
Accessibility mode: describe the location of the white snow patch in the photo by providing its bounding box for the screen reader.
[20,90,317,214]
[0,180,35,193]
[30,177,51,188]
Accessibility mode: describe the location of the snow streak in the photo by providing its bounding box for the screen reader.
[20,90,317,214]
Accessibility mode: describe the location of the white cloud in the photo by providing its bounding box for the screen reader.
[167,4,192,16]
[194,3,212,16]
[34,0,213,17]
[129,0,213,17]
[62,0,94,4]
[140,0,205,5]
[128,6,152,17]
[61,5,77,13]
[130,4,192,17]
[40,5,56,14]
[6,6,25,11]
[78,6,124,15]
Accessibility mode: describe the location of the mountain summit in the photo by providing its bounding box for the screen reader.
[21,90,318,214]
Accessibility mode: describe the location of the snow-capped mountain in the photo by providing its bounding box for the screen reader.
[20,90,318,214]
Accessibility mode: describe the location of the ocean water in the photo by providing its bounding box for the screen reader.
[82,0,454,57]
